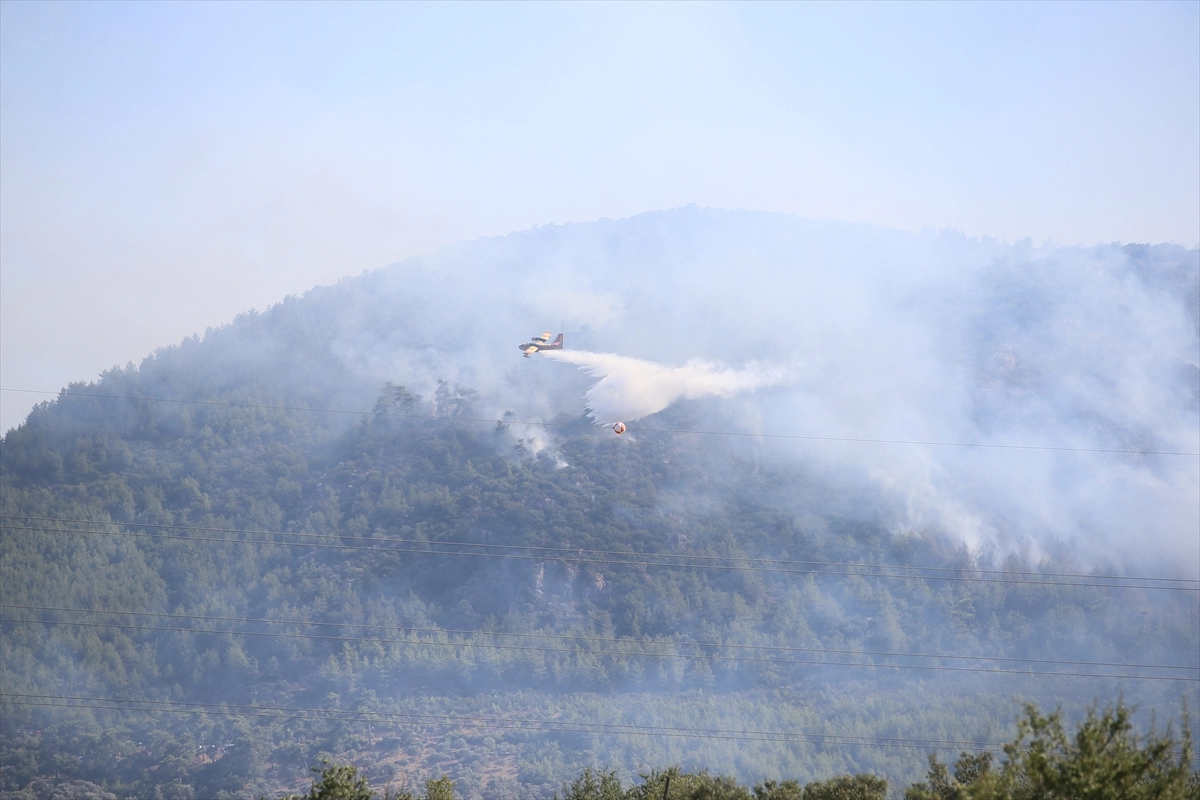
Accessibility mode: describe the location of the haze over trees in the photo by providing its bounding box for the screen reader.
[1,209,1197,798]
[256,700,1200,799]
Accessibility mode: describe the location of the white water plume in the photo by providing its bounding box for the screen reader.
[544,349,788,424]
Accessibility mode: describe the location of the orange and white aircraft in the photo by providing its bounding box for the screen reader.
[519,332,564,357]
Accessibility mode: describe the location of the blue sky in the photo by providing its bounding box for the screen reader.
[1,0,1197,431]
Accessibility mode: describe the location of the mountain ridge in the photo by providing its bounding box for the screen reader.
[1,208,1197,797]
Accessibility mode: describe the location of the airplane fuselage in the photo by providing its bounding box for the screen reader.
[520,332,563,357]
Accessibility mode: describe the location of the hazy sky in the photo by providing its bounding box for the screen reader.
[2,0,1198,433]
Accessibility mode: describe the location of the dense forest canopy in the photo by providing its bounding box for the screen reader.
[1,209,1197,798]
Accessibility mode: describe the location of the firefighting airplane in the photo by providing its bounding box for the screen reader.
[519,332,564,357]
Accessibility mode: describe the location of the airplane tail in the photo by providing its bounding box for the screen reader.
[549,333,564,349]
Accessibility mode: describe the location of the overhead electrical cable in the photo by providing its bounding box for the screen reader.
[3,386,1195,457]
[2,615,1193,682]
[4,520,1195,592]
[9,693,1198,764]
[0,693,1014,752]
[4,383,1198,762]
[6,695,1199,764]
[3,604,1194,675]
[6,515,1193,588]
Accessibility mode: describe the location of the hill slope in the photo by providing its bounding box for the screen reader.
[2,209,1197,798]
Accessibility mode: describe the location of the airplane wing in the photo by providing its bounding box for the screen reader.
[533,332,552,344]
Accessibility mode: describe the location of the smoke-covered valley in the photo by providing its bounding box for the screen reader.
[1,207,1197,798]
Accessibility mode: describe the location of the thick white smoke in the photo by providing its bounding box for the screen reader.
[543,350,787,424]
[221,208,1196,573]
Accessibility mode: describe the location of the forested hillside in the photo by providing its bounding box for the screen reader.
[2,209,1197,798]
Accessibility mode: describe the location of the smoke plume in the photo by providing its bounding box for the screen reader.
[67,209,1197,573]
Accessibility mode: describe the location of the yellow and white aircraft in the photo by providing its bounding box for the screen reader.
[519,332,564,357]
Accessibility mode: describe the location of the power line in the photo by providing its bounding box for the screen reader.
[5,386,1196,457]
[10,692,1199,764]
[6,520,1196,592]
[0,692,1012,752]
[7,515,1193,588]
[6,694,1200,764]
[4,604,1194,674]
[9,522,1192,591]
[3,616,1193,682]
